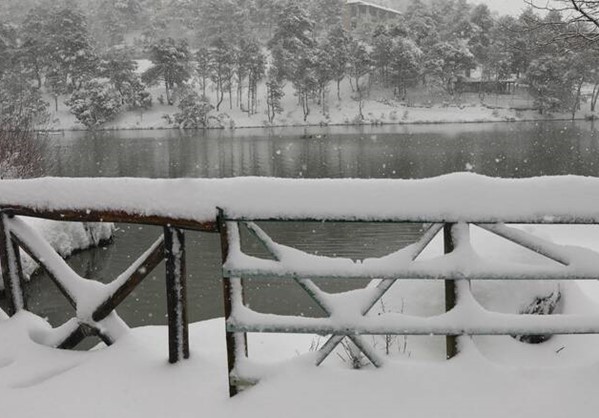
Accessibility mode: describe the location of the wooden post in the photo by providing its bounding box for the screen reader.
[164,226,189,363]
[0,212,27,315]
[444,223,458,359]
[218,210,247,397]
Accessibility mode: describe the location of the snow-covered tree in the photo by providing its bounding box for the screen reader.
[19,5,53,89]
[142,38,191,105]
[348,40,372,95]
[0,23,17,79]
[208,37,237,111]
[265,66,285,123]
[99,50,151,110]
[308,0,344,35]
[172,90,213,128]
[269,0,316,80]
[0,72,48,179]
[389,38,422,99]
[195,46,211,98]
[425,41,475,95]
[0,73,49,131]
[198,0,248,43]
[371,26,395,85]
[237,39,266,115]
[526,55,574,114]
[46,7,98,92]
[66,80,122,128]
[324,25,351,101]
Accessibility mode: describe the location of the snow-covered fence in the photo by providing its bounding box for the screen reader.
[219,215,599,395]
[3,174,599,395]
[0,206,218,363]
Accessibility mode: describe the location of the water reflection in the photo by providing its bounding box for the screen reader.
[43,122,599,179]
[19,121,599,327]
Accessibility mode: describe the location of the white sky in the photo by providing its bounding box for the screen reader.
[475,0,530,16]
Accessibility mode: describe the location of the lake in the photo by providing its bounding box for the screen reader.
[19,121,599,328]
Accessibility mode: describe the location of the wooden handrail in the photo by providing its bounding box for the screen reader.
[0,206,218,232]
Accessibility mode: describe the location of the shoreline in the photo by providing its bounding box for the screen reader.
[39,114,590,133]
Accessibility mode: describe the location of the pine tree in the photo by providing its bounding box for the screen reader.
[142,38,191,105]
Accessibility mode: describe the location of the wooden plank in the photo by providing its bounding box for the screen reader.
[476,223,570,266]
[164,227,190,363]
[11,233,77,309]
[227,315,599,335]
[0,213,26,315]
[0,206,218,232]
[57,324,88,350]
[444,223,458,360]
[92,237,165,322]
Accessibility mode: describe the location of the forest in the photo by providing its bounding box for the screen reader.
[1,0,599,132]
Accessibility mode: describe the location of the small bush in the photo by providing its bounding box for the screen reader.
[0,129,45,179]
[172,91,213,128]
[66,81,122,129]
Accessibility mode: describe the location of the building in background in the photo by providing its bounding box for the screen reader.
[343,1,403,30]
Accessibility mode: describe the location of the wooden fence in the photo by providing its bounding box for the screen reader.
[0,207,217,363]
[220,215,599,396]
[2,176,599,397]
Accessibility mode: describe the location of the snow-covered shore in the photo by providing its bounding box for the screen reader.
[44,65,588,132]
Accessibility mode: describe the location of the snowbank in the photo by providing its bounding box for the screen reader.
[2,313,599,418]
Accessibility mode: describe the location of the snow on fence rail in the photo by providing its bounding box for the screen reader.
[2,174,599,396]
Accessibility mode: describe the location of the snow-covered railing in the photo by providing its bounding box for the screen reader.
[0,207,218,363]
[219,213,599,396]
[4,174,599,396]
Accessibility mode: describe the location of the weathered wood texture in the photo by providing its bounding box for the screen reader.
[218,212,247,397]
[0,212,27,315]
[164,227,190,363]
[444,223,458,360]
[0,206,218,232]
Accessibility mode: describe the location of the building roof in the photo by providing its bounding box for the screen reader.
[346,0,403,16]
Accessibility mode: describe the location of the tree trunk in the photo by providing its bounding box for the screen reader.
[165,82,173,105]
[572,79,583,120]
[592,83,599,112]
[216,80,224,111]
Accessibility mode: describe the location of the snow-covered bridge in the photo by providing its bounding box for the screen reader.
[2,173,599,398]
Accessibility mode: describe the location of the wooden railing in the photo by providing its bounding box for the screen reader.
[0,207,217,363]
[220,214,599,396]
[3,175,599,397]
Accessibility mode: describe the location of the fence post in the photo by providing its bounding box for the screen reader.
[444,223,458,359]
[164,226,189,363]
[218,209,248,397]
[0,211,27,316]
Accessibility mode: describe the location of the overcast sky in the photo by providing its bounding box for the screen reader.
[475,0,530,16]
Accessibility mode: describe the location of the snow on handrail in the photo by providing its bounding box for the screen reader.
[3,173,599,223]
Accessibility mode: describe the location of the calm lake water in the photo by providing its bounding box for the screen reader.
[17,121,599,328]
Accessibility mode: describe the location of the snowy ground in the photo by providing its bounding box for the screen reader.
[43,61,590,131]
